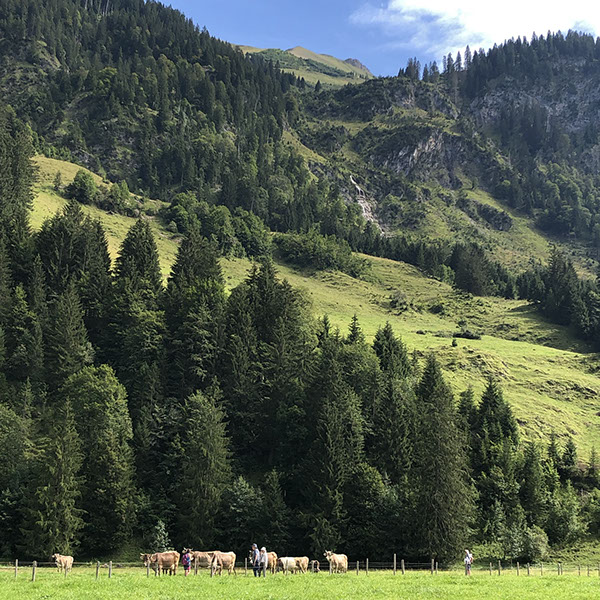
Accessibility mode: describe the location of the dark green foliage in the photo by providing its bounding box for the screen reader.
[274,229,370,279]
[61,365,136,555]
[21,401,83,557]
[45,282,93,391]
[174,388,231,548]
[66,170,97,205]
[413,355,473,562]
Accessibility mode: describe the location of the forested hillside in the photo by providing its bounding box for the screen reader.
[1,0,600,567]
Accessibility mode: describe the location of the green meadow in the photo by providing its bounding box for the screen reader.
[2,567,600,600]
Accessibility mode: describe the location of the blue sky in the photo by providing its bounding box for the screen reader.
[167,1,599,76]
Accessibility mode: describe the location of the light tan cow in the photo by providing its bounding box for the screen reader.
[294,556,309,573]
[141,551,180,576]
[210,551,236,576]
[324,551,348,573]
[51,554,73,573]
[184,549,219,569]
[277,556,297,574]
[267,551,278,574]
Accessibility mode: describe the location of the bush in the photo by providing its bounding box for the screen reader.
[66,169,97,204]
[274,228,370,279]
[523,526,549,562]
[453,329,482,340]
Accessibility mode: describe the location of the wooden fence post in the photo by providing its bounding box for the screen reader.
[516,562,520,576]
[194,557,198,576]
[108,561,112,579]
[96,561,101,580]
[14,559,17,579]
[527,563,530,576]
[393,554,396,575]
[366,558,369,576]
[578,564,581,576]
[489,562,492,575]
[497,560,501,576]
[557,563,560,576]
[356,560,359,575]
[435,562,438,575]
[401,559,405,575]
[541,562,543,576]
[244,558,247,576]
[431,559,434,575]
[32,561,37,582]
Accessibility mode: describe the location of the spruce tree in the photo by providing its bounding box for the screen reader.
[520,442,547,526]
[45,283,92,391]
[21,400,83,556]
[260,470,291,550]
[61,365,136,554]
[164,228,225,398]
[373,322,410,378]
[413,355,473,562]
[175,388,231,547]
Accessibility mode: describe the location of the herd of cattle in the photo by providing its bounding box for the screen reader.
[139,549,349,576]
[48,549,348,576]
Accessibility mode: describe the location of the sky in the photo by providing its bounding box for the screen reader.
[167,1,600,76]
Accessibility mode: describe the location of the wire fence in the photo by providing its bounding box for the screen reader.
[2,557,600,580]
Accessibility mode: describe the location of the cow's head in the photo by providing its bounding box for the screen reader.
[140,553,154,566]
[324,550,332,558]
[51,553,58,562]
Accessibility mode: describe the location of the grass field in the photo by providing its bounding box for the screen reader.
[2,567,600,600]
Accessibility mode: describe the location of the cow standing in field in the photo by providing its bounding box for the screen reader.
[294,556,309,573]
[277,556,297,574]
[210,551,236,576]
[51,554,73,574]
[141,551,180,576]
[324,551,348,573]
[310,560,320,573]
[267,552,278,574]
[184,549,219,570]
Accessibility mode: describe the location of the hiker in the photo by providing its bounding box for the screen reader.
[259,547,269,577]
[464,549,473,575]
[182,549,192,576]
[251,543,260,577]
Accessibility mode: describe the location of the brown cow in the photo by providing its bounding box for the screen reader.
[210,551,236,576]
[141,551,180,576]
[294,556,309,573]
[184,549,219,570]
[324,551,348,573]
[267,552,278,575]
[51,554,73,573]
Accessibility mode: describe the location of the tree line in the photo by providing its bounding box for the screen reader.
[1,109,600,564]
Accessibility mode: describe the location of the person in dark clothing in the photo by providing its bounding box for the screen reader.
[251,543,260,577]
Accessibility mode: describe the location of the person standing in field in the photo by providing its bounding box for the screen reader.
[251,543,260,577]
[182,549,192,576]
[464,549,473,575]
[259,547,269,577]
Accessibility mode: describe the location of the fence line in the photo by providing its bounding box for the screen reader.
[3,557,600,580]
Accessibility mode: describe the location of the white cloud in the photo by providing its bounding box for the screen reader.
[350,1,600,58]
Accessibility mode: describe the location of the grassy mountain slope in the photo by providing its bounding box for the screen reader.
[32,156,600,457]
[296,82,597,277]
[238,44,373,86]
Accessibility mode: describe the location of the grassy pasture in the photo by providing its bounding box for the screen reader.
[2,566,600,600]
